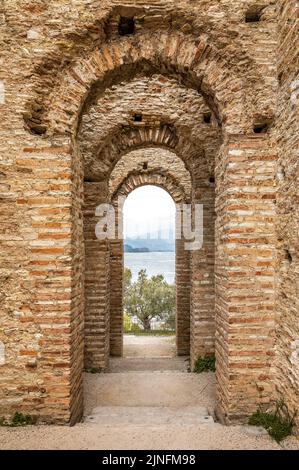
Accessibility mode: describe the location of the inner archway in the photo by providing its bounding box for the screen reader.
[109,169,192,360]
[122,185,177,359]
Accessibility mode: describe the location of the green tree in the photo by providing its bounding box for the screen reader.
[123,312,132,333]
[124,268,175,331]
[124,267,132,295]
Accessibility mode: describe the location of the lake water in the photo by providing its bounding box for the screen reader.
[124,252,175,284]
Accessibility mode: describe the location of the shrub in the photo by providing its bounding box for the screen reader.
[0,412,36,427]
[249,400,297,442]
[193,355,216,373]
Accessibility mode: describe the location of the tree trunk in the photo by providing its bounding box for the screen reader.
[143,318,151,331]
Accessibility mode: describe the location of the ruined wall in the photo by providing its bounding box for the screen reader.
[275,0,299,427]
[0,0,282,425]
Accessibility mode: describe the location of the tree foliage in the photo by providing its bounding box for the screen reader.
[124,268,175,331]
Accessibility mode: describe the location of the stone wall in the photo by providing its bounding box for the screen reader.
[1,0,297,429]
[0,132,84,423]
[274,0,299,428]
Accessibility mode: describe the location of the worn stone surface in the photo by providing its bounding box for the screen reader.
[274,0,299,429]
[0,0,298,432]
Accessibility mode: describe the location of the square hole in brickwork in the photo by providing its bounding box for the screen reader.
[133,113,142,122]
[278,72,284,86]
[253,122,270,134]
[284,249,293,264]
[118,17,135,36]
[143,162,148,170]
[203,112,212,124]
[245,7,263,23]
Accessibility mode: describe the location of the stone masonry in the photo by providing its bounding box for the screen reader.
[0,0,298,430]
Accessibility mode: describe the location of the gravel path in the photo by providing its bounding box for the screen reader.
[123,334,176,357]
[0,422,285,450]
[1,370,294,450]
[1,336,298,450]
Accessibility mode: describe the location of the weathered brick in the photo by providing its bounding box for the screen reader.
[0,0,297,433]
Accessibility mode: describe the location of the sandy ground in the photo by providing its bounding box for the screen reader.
[123,334,176,357]
[0,422,291,450]
[0,336,298,450]
[84,370,216,414]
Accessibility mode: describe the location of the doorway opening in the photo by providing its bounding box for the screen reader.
[122,185,176,360]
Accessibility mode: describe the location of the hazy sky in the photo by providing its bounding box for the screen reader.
[123,186,175,239]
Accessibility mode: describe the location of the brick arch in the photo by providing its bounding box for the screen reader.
[23,1,274,139]
[24,31,261,136]
[108,170,191,358]
[78,72,219,181]
[109,147,192,200]
[84,124,209,183]
[112,170,188,205]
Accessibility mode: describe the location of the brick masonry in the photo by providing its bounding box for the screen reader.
[0,0,298,430]
[274,0,299,429]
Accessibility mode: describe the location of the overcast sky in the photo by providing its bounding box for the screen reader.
[123,186,175,239]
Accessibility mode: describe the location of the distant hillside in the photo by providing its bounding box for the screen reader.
[125,238,175,252]
[124,244,150,253]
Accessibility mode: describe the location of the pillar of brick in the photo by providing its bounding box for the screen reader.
[109,239,124,357]
[0,139,85,424]
[215,134,277,423]
[83,182,110,370]
[190,184,216,368]
[274,0,299,431]
[109,198,123,357]
[176,238,191,355]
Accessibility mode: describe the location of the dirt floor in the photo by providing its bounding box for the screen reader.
[123,334,176,357]
[0,335,298,450]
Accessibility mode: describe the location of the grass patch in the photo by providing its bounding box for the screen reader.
[193,355,216,373]
[249,401,296,442]
[0,412,36,427]
[125,330,175,336]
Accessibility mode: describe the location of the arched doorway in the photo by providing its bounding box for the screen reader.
[109,170,192,361]
[122,185,177,358]
[1,3,279,426]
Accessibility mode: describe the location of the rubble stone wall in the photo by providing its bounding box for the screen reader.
[0,0,297,430]
[274,0,299,429]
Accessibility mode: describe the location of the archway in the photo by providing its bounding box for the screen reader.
[122,185,177,359]
[110,171,191,360]
[0,3,278,426]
